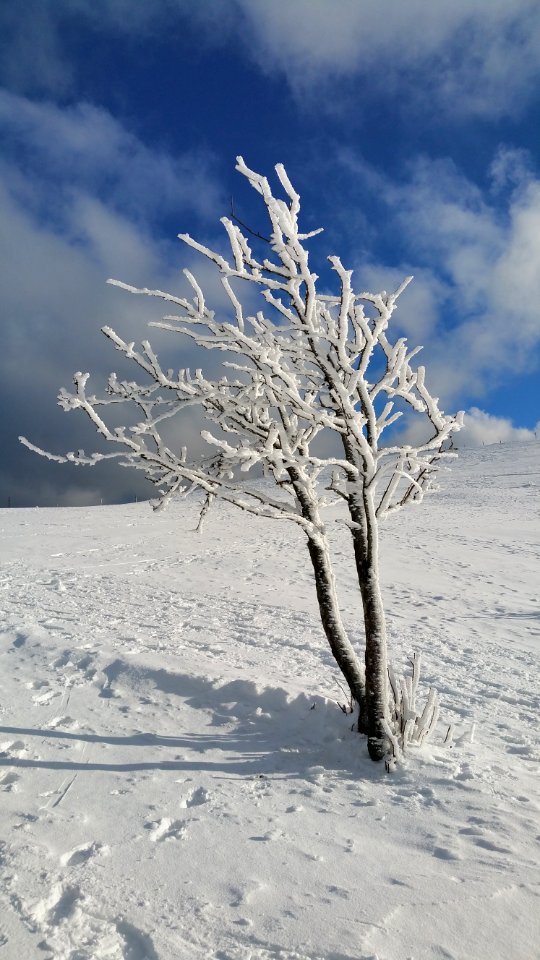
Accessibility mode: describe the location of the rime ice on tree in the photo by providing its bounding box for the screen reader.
[21,157,463,761]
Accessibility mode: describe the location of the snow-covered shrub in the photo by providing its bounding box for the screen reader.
[383,653,440,770]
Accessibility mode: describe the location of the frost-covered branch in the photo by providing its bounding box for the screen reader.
[104,158,462,528]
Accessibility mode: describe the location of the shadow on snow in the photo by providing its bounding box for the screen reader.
[0,657,380,780]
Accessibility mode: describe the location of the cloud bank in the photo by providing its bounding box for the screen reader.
[0,91,223,506]
[457,408,539,447]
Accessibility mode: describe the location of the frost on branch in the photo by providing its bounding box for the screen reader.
[20,156,464,764]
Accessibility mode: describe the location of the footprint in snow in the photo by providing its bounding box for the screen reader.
[145,817,187,841]
[26,679,49,690]
[60,840,108,867]
[0,740,26,757]
[28,881,159,960]
[472,836,513,853]
[432,845,463,861]
[0,771,20,791]
[115,919,159,960]
[458,826,513,854]
[13,813,38,830]
[52,650,72,669]
[327,884,350,900]
[229,879,265,907]
[31,881,81,926]
[47,715,79,730]
[248,828,288,842]
[32,689,58,706]
[180,786,209,808]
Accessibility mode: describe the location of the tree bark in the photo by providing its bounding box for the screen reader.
[348,486,389,761]
[305,532,367,720]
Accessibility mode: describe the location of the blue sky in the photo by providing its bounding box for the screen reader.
[2,0,539,506]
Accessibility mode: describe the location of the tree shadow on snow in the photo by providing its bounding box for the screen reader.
[0,658,378,781]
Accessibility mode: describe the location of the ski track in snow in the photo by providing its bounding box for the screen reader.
[0,442,538,959]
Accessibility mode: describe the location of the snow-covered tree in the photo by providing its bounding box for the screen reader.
[21,158,463,761]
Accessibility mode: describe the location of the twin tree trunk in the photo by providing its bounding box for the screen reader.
[306,530,388,762]
[294,471,389,761]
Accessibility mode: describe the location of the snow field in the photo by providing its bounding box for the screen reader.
[0,442,538,959]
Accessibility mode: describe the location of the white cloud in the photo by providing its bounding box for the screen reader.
[456,408,538,447]
[489,146,535,195]
[354,262,446,343]
[390,406,538,451]
[232,0,540,118]
[345,151,540,408]
[0,90,222,224]
[2,2,539,118]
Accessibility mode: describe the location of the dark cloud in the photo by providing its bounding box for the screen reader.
[0,91,228,507]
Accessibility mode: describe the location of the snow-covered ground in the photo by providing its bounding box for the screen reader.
[0,442,538,960]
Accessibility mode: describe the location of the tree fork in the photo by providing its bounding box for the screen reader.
[288,465,367,725]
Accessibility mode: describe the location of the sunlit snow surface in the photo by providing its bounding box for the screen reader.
[0,443,538,960]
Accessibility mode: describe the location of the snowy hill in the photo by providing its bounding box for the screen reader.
[0,442,538,960]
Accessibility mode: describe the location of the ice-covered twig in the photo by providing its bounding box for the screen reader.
[386,654,441,763]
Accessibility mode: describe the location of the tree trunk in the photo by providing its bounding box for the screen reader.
[357,565,388,760]
[305,532,367,719]
[348,487,389,761]
[288,468,366,719]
